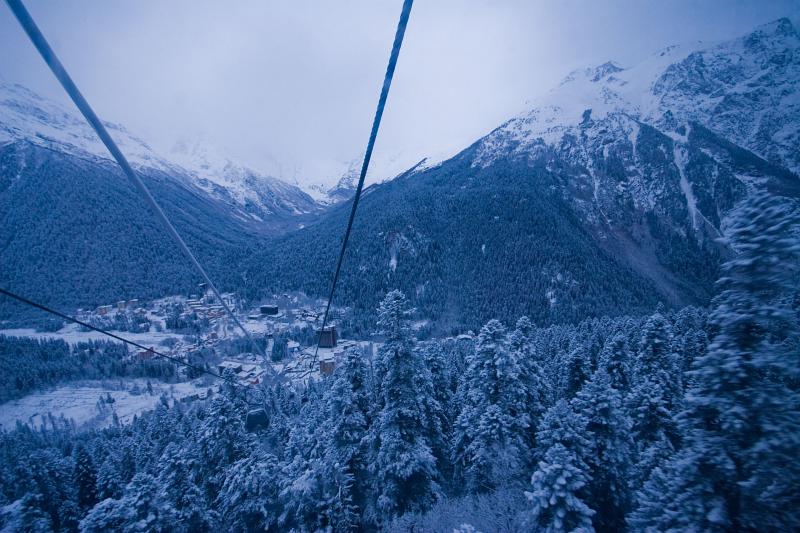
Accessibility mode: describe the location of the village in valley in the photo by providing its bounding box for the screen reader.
[113,284,379,381]
[0,284,390,432]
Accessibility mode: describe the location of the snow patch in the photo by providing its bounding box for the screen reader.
[673,144,699,229]
[0,379,207,432]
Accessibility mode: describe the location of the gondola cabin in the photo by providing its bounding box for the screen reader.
[318,326,337,348]
[246,408,269,431]
[320,356,336,376]
[260,304,279,316]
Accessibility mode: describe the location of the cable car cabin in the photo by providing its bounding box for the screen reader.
[260,304,279,316]
[320,357,336,376]
[318,326,337,348]
[245,408,269,432]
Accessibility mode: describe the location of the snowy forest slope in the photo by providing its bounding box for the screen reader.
[240,18,800,331]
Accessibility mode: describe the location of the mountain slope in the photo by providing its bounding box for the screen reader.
[0,141,254,314]
[238,18,799,332]
[0,81,318,315]
[2,19,797,328]
[169,138,322,221]
[0,79,321,227]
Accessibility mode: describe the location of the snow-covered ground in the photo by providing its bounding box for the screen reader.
[0,324,182,347]
[0,378,210,432]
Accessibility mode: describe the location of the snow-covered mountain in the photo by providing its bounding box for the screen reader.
[324,159,360,204]
[0,79,320,224]
[0,80,171,172]
[473,17,799,239]
[244,18,800,331]
[477,18,799,173]
[2,18,798,326]
[168,138,320,220]
[0,78,322,312]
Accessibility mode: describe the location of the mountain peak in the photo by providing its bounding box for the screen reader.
[475,16,800,174]
[592,61,625,82]
[742,16,800,52]
[0,78,166,170]
[751,17,797,39]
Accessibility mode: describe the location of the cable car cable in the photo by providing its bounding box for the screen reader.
[5,0,274,376]
[0,287,232,384]
[312,0,414,369]
[0,287,270,408]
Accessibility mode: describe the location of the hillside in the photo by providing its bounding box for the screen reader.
[0,79,328,316]
[2,19,798,330]
[239,18,800,332]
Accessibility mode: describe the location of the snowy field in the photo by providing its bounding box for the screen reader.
[0,379,209,432]
[0,324,183,347]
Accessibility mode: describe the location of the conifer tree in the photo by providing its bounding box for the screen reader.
[73,445,98,510]
[197,394,248,493]
[597,333,631,392]
[80,473,158,532]
[510,316,550,444]
[324,348,371,524]
[218,450,282,532]
[562,344,592,398]
[154,443,217,532]
[453,319,529,492]
[19,493,53,533]
[524,444,595,533]
[366,290,439,524]
[571,370,633,533]
[418,341,453,439]
[535,400,592,471]
[632,192,800,531]
[626,310,683,493]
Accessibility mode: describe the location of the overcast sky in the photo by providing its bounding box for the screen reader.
[2,0,799,186]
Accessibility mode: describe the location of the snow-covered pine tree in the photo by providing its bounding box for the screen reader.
[524,443,595,533]
[371,289,415,401]
[453,319,530,493]
[79,472,158,532]
[366,290,439,524]
[626,309,684,494]
[417,341,453,441]
[535,400,592,471]
[597,333,631,393]
[632,310,682,405]
[562,343,592,398]
[413,344,450,488]
[626,375,677,494]
[154,443,217,532]
[18,493,53,533]
[218,450,282,532]
[95,455,123,501]
[196,394,248,493]
[73,444,98,511]
[571,369,633,533]
[631,192,800,531]
[278,387,332,531]
[510,316,550,446]
[323,347,371,527]
[672,307,709,374]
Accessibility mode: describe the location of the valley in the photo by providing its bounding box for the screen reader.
[0,11,798,532]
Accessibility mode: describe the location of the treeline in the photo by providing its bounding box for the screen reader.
[0,191,797,531]
[0,336,176,403]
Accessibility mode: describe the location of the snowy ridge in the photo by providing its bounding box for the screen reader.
[475,18,800,174]
[169,138,320,219]
[0,79,174,173]
[0,79,320,223]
